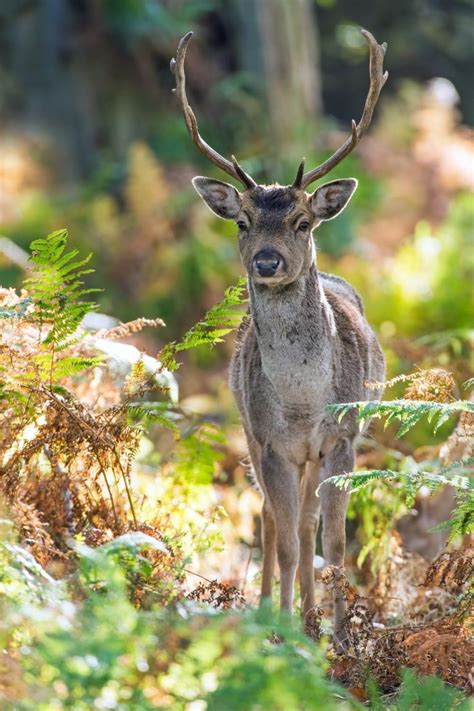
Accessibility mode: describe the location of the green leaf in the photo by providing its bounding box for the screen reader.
[328,399,473,437]
[161,277,247,370]
[99,532,169,556]
[26,229,99,358]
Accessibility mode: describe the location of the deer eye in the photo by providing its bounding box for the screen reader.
[236,220,247,231]
[298,221,310,231]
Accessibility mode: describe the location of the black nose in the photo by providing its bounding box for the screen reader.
[254,249,282,277]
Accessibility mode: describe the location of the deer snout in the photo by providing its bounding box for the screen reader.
[253,249,283,278]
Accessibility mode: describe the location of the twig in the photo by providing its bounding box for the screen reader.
[111,446,138,528]
[91,445,121,532]
[43,445,75,535]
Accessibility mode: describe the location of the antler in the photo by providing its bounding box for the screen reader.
[170,32,256,190]
[294,29,388,190]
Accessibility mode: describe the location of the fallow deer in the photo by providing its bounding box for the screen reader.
[171,29,387,644]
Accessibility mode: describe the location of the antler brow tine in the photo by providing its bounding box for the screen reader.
[297,29,388,190]
[292,158,306,188]
[170,31,256,189]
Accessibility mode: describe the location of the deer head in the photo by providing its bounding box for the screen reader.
[170,30,388,287]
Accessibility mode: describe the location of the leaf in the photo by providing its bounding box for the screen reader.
[463,377,474,391]
[328,399,473,437]
[161,277,247,370]
[52,356,104,379]
[26,229,99,355]
[127,402,181,435]
[175,424,224,485]
[100,532,169,556]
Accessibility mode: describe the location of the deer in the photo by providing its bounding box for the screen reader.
[171,29,387,645]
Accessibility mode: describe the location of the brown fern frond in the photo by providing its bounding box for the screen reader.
[95,317,165,341]
[423,549,474,591]
[366,368,457,402]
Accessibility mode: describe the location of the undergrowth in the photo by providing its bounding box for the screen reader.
[324,370,473,544]
[0,230,472,709]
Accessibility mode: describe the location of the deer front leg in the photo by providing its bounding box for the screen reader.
[320,439,353,648]
[244,435,277,604]
[299,461,321,620]
[260,500,276,601]
[261,445,299,614]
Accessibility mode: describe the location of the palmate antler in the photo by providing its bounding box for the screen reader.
[171,29,387,191]
[293,29,388,190]
[170,31,257,189]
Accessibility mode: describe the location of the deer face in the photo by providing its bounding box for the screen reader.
[193,178,357,287]
[173,29,386,286]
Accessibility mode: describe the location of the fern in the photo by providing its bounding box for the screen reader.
[175,424,225,485]
[431,489,474,541]
[318,469,399,495]
[127,401,181,436]
[369,667,470,710]
[324,377,474,555]
[319,457,473,495]
[21,229,105,384]
[329,399,474,437]
[320,457,473,545]
[34,354,103,380]
[25,228,100,355]
[160,277,247,371]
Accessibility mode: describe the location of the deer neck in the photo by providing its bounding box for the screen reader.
[248,264,335,410]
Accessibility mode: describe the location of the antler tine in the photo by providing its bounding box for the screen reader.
[292,158,306,188]
[170,32,256,189]
[299,29,388,190]
[231,155,255,187]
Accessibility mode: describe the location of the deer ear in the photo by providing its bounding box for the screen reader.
[310,179,357,221]
[192,177,242,220]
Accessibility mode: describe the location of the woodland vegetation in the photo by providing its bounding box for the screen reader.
[0,1,473,709]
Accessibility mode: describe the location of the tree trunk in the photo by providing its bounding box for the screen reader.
[230,0,323,180]
[3,0,98,182]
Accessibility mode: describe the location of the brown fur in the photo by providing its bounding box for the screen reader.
[193,177,385,644]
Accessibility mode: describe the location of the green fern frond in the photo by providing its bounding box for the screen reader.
[431,490,474,541]
[25,229,100,351]
[160,278,247,371]
[329,399,473,437]
[127,402,181,435]
[49,356,104,380]
[319,456,473,495]
[175,424,225,484]
[317,469,398,495]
